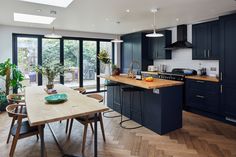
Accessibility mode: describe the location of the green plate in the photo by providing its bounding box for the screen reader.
[45,94,68,104]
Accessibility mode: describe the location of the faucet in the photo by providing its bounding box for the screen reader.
[128,60,141,78]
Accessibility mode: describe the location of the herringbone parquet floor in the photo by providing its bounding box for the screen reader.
[0,111,236,157]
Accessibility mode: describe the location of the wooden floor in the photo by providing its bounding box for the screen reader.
[0,111,236,157]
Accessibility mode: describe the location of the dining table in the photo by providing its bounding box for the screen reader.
[25,84,109,157]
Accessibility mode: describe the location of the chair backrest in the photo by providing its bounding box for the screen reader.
[6,104,27,118]
[87,94,104,103]
[74,87,86,94]
[7,94,25,104]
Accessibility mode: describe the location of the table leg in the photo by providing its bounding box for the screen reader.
[38,125,46,157]
[94,113,98,157]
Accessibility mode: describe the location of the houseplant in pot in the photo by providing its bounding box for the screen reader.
[112,64,120,76]
[34,62,64,89]
[0,59,24,111]
[98,50,111,76]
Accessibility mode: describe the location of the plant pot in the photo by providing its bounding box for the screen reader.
[112,68,121,76]
[0,94,8,112]
[105,64,111,76]
[46,84,54,90]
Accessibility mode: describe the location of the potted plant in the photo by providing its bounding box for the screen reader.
[98,50,111,76]
[112,64,120,76]
[34,63,64,89]
[0,59,24,111]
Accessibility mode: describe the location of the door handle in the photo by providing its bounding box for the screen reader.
[204,50,207,58]
[196,95,205,99]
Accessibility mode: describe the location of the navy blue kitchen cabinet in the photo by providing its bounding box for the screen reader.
[147,30,172,60]
[192,20,220,60]
[185,79,220,114]
[220,13,236,120]
[121,32,152,73]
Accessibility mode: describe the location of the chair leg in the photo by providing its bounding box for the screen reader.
[68,119,74,139]
[82,123,88,154]
[36,134,39,141]
[7,118,15,144]
[65,119,70,134]
[99,113,106,142]
[90,122,94,133]
[9,136,18,157]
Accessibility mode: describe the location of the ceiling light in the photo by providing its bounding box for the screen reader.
[14,13,55,24]
[146,9,164,38]
[45,27,62,38]
[176,18,180,22]
[36,9,42,12]
[126,9,130,13]
[19,0,74,8]
[111,22,123,43]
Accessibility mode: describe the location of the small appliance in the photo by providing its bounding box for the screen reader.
[148,65,158,72]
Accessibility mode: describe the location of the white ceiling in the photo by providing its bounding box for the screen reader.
[0,0,236,34]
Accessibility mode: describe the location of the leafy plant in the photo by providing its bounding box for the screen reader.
[0,59,24,95]
[33,62,65,85]
[98,50,111,64]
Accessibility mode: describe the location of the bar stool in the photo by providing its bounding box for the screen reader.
[120,87,144,129]
[103,81,121,118]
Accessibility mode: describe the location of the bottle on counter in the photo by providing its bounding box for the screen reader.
[136,70,142,80]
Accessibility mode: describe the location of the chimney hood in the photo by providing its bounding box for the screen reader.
[165,25,192,50]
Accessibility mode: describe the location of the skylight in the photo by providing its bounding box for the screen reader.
[14,13,55,24]
[19,0,74,8]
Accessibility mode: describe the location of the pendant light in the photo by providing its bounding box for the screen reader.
[45,27,62,39]
[146,9,163,38]
[111,21,123,43]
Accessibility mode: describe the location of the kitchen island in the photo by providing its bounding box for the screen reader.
[98,74,184,135]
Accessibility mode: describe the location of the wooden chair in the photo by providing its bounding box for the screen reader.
[6,104,42,157]
[67,93,106,154]
[6,94,27,144]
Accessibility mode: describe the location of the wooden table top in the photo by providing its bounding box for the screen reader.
[185,75,219,82]
[98,74,184,89]
[25,84,108,126]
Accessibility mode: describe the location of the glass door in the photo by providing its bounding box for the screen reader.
[17,37,38,87]
[42,38,60,85]
[83,40,97,92]
[64,39,80,88]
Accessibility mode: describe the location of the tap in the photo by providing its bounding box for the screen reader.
[128,60,141,78]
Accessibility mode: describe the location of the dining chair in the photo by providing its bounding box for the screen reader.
[6,94,27,144]
[6,104,42,157]
[67,92,106,154]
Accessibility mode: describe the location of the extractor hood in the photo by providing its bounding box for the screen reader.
[165,25,192,50]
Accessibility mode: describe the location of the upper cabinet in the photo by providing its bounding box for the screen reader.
[192,20,220,60]
[121,32,152,73]
[147,30,172,60]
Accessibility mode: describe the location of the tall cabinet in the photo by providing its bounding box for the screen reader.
[121,32,152,73]
[220,13,236,120]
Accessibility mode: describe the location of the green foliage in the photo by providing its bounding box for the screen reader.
[98,50,111,64]
[0,59,24,95]
[34,63,64,84]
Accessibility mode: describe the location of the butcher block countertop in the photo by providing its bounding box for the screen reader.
[98,74,184,89]
[185,75,219,82]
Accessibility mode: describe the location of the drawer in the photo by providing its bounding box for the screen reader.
[185,79,219,94]
[186,89,206,110]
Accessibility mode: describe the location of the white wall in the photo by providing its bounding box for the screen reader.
[154,25,219,76]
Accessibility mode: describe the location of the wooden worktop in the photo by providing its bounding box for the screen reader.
[98,74,184,89]
[185,75,219,82]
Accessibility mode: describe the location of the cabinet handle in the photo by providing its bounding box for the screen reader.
[204,50,207,58]
[196,80,205,83]
[220,72,223,81]
[220,85,223,94]
[208,49,210,58]
[196,95,205,99]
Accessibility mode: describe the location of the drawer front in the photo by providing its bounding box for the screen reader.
[185,79,220,114]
